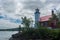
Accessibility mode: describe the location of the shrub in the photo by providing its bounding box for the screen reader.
[19,27,60,40]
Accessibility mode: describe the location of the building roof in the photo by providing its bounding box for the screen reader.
[39,15,52,22]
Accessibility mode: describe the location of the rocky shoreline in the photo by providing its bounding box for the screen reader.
[9,33,43,40]
[9,32,53,40]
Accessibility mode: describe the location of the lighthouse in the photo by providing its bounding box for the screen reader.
[34,8,40,27]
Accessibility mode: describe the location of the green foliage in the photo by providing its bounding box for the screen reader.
[52,13,58,20]
[57,12,60,21]
[20,27,60,40]
[35,22,41,28]
[56,22,60,28]
[21,16,32,28]
[49,13,58,21]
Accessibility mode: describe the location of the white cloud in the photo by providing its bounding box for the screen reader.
[40,0,46,3]
[15,0,23,14]
[0,19,19,29]
[56,4,60,10]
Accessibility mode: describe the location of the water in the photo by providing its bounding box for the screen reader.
[0,31,18,40]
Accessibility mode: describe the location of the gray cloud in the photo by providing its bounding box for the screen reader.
[21,0,60,11]
[21,0,44,10]
[1,0,16,13]
[46,0,60,3]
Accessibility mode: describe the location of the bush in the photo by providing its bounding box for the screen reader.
[12,27,60,40]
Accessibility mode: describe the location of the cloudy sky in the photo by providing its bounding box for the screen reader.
[0,0,60,29]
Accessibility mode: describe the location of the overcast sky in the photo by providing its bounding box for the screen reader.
[0,0,60,29]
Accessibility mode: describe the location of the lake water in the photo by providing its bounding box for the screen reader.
[0,31,18,40]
